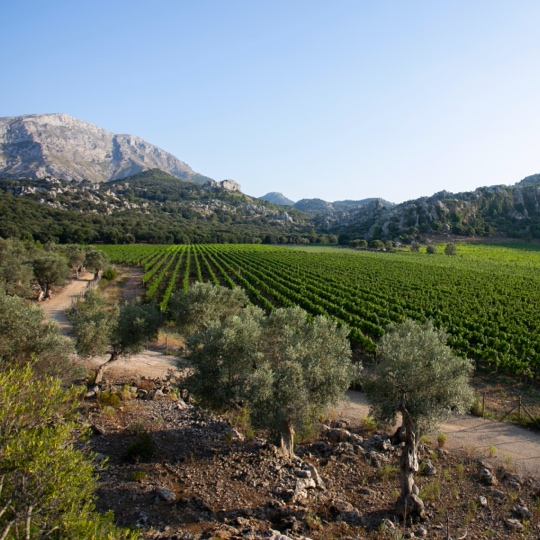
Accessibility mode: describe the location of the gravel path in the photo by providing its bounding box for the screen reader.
[333,390,540,477]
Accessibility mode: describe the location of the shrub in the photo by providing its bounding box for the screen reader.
[102,266,118,281]
[125,432,155,462]
[437,432,448,448]
[97,390,121,408]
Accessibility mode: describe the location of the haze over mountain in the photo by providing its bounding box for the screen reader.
[0,113,212,184]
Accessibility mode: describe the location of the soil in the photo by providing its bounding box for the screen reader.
[85,381,540,540]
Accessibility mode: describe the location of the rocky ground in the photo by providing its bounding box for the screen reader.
[83,374,540,540]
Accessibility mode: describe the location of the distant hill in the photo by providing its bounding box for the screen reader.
[294,197,394,215]
[0,113,213,184]
[259,192,295,206]
[327,174,540,242]
[0,169,315,244]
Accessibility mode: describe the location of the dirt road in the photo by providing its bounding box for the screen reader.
[40,273,182,379]
[40,273,95,334]
[333,390,540,477]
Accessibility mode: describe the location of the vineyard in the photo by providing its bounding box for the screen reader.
[100,243,540,377]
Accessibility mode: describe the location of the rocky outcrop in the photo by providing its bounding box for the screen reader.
[0,113,210,184]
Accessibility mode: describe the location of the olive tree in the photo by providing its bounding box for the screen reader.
[83,249,109,280]
[68,290,162,384]
[364,319,474,520]
[0,291,76,381]
[172,281,248,337]
[188,305,353,458]
[31,252,70,300]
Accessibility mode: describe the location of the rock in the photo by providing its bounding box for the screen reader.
[358,487,376,497]
[415,526,428,537]
[479,496,488,507]
[513,505,531,520]
[156,487,176,503]
[305,464,325,490]
[480,467,495,486]
[491,488,506,499]
[505,518,524,531]
[153,389,165,399]
[268,530,295,540]
[380,518,395,530]
[327,428,351,443]
[421,459,437,476]
[296,470,311,479]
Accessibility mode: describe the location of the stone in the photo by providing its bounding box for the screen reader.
[422,459,437,476]
[480,467,495,486]
[327,428,351,443]
[505,518,524,531]
[415,526,428,537]
[513,505,531,520]
[478,496,488,507]
[156,487,176,503]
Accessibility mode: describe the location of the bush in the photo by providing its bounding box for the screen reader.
[102,266,118,281]
[125,432,155,462]
[0,365,136,539]
[426,244,437,254]
[97,390,121,408]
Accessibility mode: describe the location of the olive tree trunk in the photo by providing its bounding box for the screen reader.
[279,420,295,459]
[395,404,426,520]
[93,351,119,385]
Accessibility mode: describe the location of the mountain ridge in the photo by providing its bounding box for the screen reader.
[0,113,212,184]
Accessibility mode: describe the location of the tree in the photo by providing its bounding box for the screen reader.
[364,320,474,520]
[0,364,137,539]
[369,239,385,250]
[444,242,457,256]
[31,252,70,300]
[83,249,110,280]
[0,291,76,381]
[172,282,248,337]
[187,305,353,458]
[68,290,162,384]
[65,244,86,277]
[410,242,420,253]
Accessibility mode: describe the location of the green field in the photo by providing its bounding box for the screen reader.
[100,243,540,377]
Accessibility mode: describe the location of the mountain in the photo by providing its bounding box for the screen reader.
[293,197,393,214]
[0,113,212,184]
[259,192,295,206]
[326,174,540,242]
[0,169,316,244]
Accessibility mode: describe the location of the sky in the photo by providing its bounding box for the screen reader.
[2,1,540,204]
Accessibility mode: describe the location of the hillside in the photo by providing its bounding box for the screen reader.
[0,169,316,244]
[323,176,540,243]
[0,113,212,184]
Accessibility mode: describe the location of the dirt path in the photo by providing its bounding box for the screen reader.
[332,390,540,477]
[40,272,96,334]
[40,271,182,379]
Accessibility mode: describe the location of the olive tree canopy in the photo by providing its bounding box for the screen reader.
[365,319,474,519]
[187,302,354,458]
[172,281,248,338]
[68,290,162,384]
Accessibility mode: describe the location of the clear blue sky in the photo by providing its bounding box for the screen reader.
[2,1,540,203]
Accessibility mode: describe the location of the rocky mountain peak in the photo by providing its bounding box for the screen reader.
[0,113,210,184]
